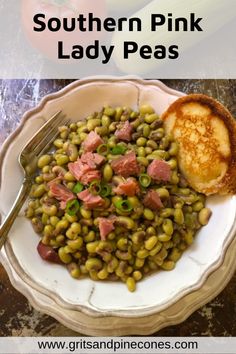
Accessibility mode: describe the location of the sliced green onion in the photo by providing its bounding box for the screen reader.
[73,182,84,194]
[111,145,127,155]
[100,183,112,197]
[114,200,133,212]
[97,144,110,155]
[66,199,80,216]
[89,180,101,195]
[139,174,151,187]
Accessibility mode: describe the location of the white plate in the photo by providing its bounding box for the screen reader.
[1,77,236,319]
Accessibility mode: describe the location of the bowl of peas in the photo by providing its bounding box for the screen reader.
[1,78,236,326]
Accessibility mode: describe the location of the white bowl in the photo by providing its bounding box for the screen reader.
[1,77,236,320]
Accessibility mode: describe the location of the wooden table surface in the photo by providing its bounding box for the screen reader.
[0,79,235,337]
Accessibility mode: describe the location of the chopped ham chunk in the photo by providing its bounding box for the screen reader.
[111,152,140,178]
[49,183,74,209]
[98,217,116,240]
[77,189,105,209]
[82,131,104,152]
[113,178,140,197]
[115,121,132,142]
[147,159,171,182]
[37,242,61,264]
[81,152,105,169]
[143,189,163,210]
[68,161,101,185]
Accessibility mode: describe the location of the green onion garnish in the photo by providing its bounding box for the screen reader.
[97,144,110,155]
[139,174,151,187]
[100,184,112,197]
[114,200,133,212]
[73,182,84,194]
[89,180,101,195]
[111,145,127,155]
[66,199,80,216]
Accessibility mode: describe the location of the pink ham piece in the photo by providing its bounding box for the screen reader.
[68,160,101,185]
[82,131,104,152]
[113,178,140,197]
[80,152,105,169]
[37,242,61,264]
[49,183,75,209]
[111,152,140,178]
[77,189,105,209]
[143,189,163,210]
[147,159,171,182]
[115,121,132,142]
[98,217,116,240]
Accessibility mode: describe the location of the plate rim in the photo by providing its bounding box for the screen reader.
[1,76,235,319]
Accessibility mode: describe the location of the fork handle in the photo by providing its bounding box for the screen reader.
[0,179,31,250]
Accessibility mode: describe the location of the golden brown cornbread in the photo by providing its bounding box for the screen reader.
[161,94,236,195]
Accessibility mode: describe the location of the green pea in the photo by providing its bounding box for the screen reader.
[171,171,179,184]
[145,236,158,250]
[95,126,108,136]
[174,208,184,225]
[101,115,111,127]
[104,106,115,116]
[156,188,169,199]
[137,156,149,167]
[132,271,142,281]
[145,113,159,124]
[126,277,136,292]
[35,176,44,184]
[26,207,34,218]
[143,124,150,138]
[85,258,103,271]
[146,226,156,236]
[56,219,69,231]
[116,216,135,229]
[193,201,204,212]
[87,118,101,131]
[137,146,146,157]
[169,142,179,156]
[97,266,109,280]
[160,208,173,218]
[143,208,154,220]
[37,154,52,169]
[139,104,154,115]
[55,154,69,166]
[117,238,128,251]
[135,257,145,268]
[53,139,64,148]
[41,213,49,225]
[103,164,113,182]
[86,241,100,253]
[42,204,57,217]
[67,237,83,250]
[32,184,46,198]
[158,233,172,242]
[162,219,174,236]
[184,230,194,245]
[169,248,182,262]
[136,137,147,147]
[58,247,72,264]
[167,158,177,170]
[84,231,96,243]
[149,242,162,256]
[161,260,175,270]
[198,208,212,225]
[146,140,158,149]
[80,207,92,219]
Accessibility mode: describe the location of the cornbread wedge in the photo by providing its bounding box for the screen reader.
[162,94,236,195]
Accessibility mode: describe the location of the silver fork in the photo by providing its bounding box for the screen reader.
[0,111,69,249]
